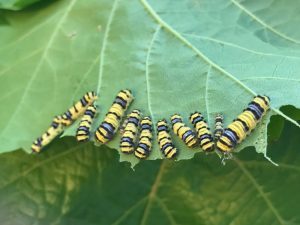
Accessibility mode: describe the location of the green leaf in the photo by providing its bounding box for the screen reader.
[268,106,300,142]
[0,0,300,166]
[281,105,300,121]
[0,123,299,225]
[0,0,46,10]
[268,115,285,142]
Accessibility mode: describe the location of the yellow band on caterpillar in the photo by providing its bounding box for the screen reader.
[157,119,178,159]
[171,114,198,148]
[61,91,98,126]
[76,104,97,142]
[120,110,141,154]
[135,116,153,159]
[95,90,134,144]
[216,95,270,153]
[190,112,214,151]
[31,115,64,153]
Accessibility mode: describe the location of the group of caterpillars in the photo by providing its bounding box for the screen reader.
[32,89,270,161]
[166,93,270,159]
[31,91,98,153]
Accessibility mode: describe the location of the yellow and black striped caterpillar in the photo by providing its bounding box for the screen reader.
[31,115,64,153]
[157,119,178,159]
[170,114,198,148]
[120,109,141,154]
[76,104,97,142]
[135,116,153,159]
[214,113,224,141]
[216,95,270,153]
[95,89,133,144]
[190,112,214,152]
[61,91,98,126]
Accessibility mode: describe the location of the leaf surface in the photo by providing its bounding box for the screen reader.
[0,0,300,166]
[0,123,299,225]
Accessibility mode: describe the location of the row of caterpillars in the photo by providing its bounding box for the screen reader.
[32,90,270,160]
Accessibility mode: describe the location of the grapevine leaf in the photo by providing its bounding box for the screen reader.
[0,0,300,166]
[0,123,299,224]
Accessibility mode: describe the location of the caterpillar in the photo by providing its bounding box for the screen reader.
[170,114,198,148]
[31,115,64,153]
[61,91,98,126]
[214,113,224,141]
[157,119,178,159]
[216,95,270,153]
[134,116,153,159]
[189,112,214,152]
[95,89,133,144]
[76,104,97,142]
[120,110,141,154]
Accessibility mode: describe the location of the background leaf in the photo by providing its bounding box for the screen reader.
[0,0,300,167]
[0,122,299,225]
[268,105,300,142]
[0,0,48,10]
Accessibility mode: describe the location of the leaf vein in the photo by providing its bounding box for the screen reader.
[73,54,101,100]
[145,25,161,126]
[205,65,211,123]
[241,76,300,82]
[0,11,61,52]
[183,33,300,60]
[156,197,178,225]
[231,0,300,44]
[96,0,120,95]
[244,161,300,172]
[0,48,43,77]
[0,144,81,189]
[140,161,167,225]
[111,197,147,225]
[235,159,286,225]
[0,0,78,136]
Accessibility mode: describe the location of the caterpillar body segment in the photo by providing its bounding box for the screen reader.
[214,113,224,141]
[189,112,214,152]
[31,116,64,153]
[95,90,133,144]
[135,116,153,159]
[120,110,141,154]
[171,114,198,148]
[61,91,98,126]
[157,119,178,159]
[76,104,97,142]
